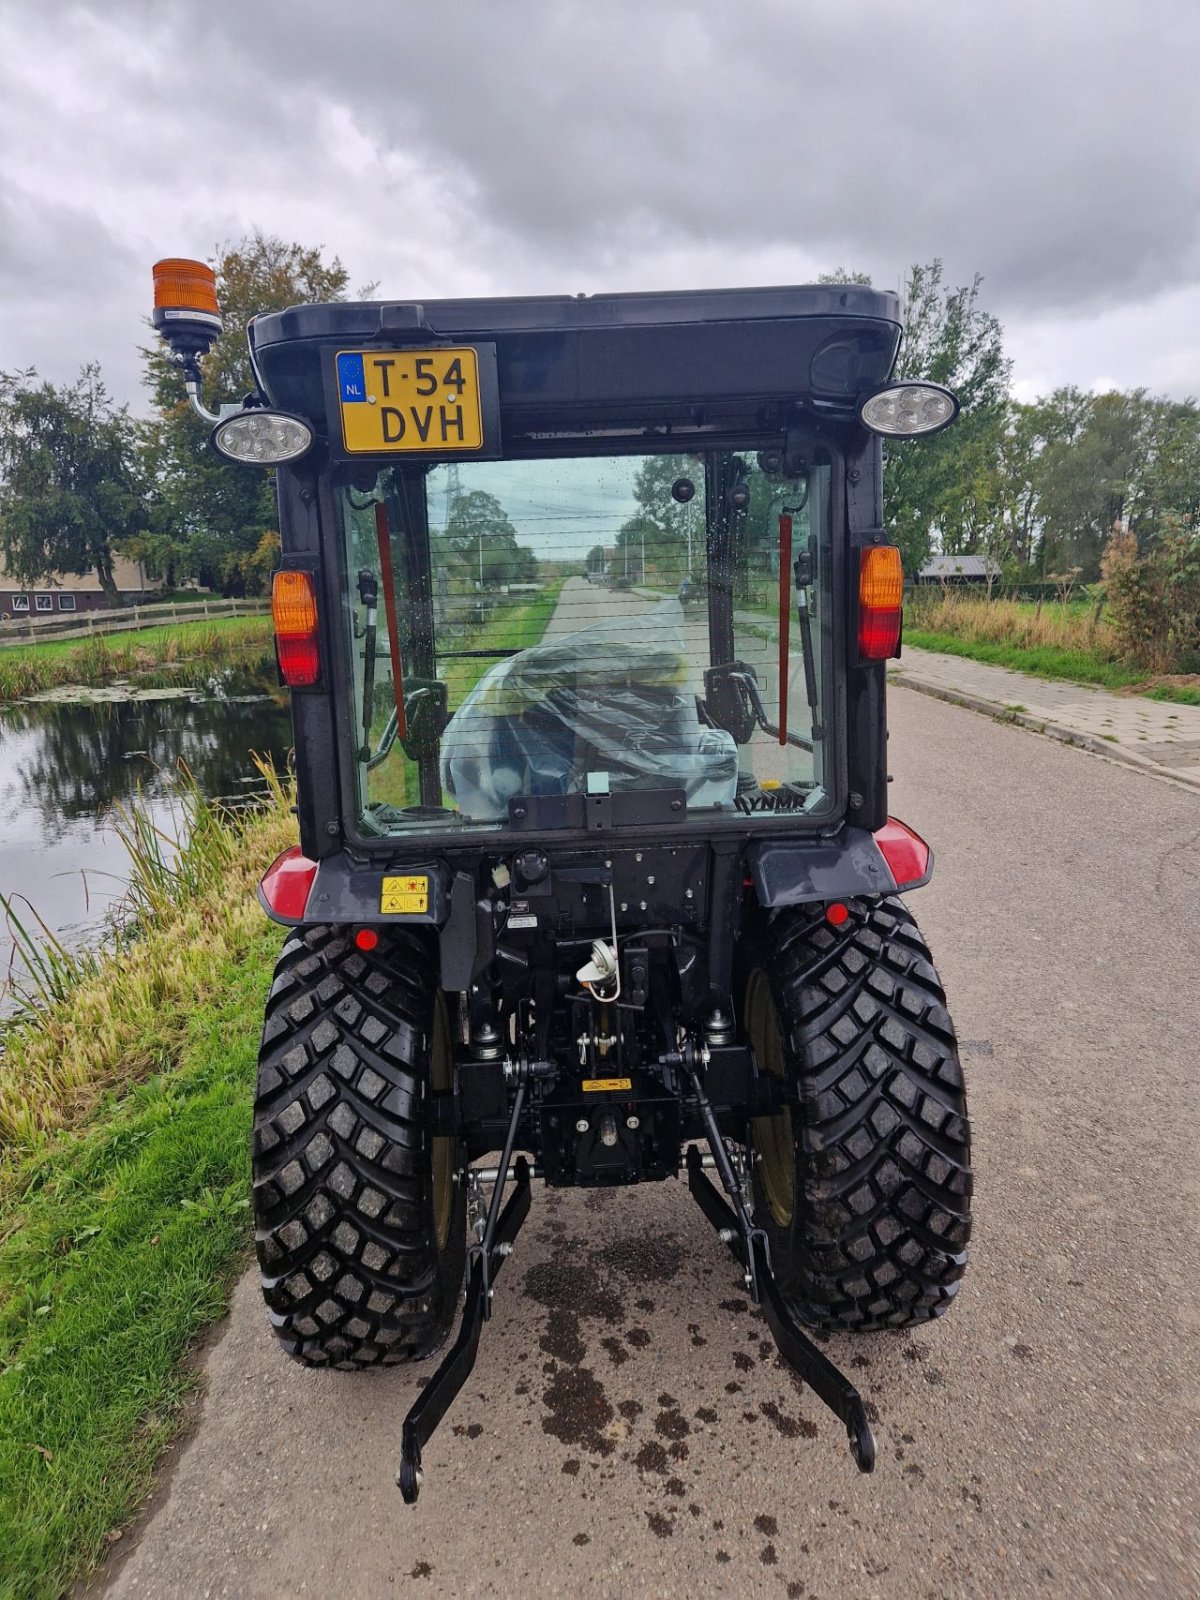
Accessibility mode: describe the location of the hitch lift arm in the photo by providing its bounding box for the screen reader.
[684,1068,875,1473]
[397,1072,540,1503]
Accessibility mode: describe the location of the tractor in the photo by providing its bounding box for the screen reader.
[151,261,971,1499]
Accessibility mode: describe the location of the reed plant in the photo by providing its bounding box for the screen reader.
[904,586,1118,659]
[0,757,294,1153]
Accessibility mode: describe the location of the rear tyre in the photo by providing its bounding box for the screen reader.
[743,896,971,1331]
[252,925,465,1368]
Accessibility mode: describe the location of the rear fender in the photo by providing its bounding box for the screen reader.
[747,817,933,908]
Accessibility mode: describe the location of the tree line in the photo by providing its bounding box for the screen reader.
[1,245,1197,609]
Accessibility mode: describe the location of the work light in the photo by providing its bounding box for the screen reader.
[858,381,958,439]
[211,410,314,465]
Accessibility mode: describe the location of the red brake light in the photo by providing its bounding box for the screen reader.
[272,569,320,687]
[858,546,903,659]
[258,846,318,922]
[874,817,932,892]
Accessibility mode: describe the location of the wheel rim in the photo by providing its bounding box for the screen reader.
[431,994,455,1251]
[745,968,795,1228]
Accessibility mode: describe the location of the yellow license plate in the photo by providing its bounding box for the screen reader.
[381,874,429,914]
[336,348,484,453]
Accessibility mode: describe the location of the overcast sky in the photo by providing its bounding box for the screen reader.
[2,0,1198,413]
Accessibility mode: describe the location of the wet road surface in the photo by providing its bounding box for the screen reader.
[98,686,1200,1598]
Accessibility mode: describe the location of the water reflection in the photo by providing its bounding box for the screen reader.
[0,662,293,996]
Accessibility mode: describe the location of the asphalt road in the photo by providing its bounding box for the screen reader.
[99,686,1200,1599]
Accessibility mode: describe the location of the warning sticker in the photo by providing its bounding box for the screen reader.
[581,1077,632,1093]
[381,875,429,914]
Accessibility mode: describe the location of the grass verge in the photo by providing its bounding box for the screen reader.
[0,618,275,701]
[902,590,1200,706]
[900,628,1153,691]
[0,769,294,1598]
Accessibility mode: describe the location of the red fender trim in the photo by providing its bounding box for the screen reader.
[873,817,933,893]
[258,845,318,924]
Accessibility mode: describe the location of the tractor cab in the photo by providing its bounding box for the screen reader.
[152,264,970,1501]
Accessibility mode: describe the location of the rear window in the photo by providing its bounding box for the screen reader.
[335,448,836,837]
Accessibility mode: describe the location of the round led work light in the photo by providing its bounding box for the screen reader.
[211,410,314,466]
[858,382,959,440]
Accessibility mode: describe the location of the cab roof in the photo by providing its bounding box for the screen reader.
[249,284,903,454]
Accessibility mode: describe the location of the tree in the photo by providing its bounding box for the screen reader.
[0,365,147,598]
[441,490,537,587]
[816,262,1012,571]
[141,232,350,593]
[885,261,1012,570]
[614,455,698,581]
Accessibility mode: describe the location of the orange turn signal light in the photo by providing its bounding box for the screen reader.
[272,569,318,636]
[152,258,220,316]
[858,545,904,659]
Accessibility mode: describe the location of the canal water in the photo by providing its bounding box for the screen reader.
[0,663,293,1005]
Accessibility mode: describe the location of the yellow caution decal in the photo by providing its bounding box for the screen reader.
[581,1077,632,1093]
[381,874,429,914]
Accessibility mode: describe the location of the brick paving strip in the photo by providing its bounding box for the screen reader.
[889,644,1200,792]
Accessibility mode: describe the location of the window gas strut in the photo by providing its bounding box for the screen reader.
[778,510,793,747]
[356,568,378,762]
[373,501,408,744]
[793,532,824,741]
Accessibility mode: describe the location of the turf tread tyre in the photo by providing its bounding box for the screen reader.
[252,924,464,1368]
[745,896,971,1331]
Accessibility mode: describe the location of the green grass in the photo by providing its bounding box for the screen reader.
[902,629,1200,706]
[0,771,295,1596]
[1144,684,1200,706]
[0,618,274,701]
[0,949,270,1599]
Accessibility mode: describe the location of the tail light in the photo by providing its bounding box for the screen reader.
[258,846,318,922]
[858,545,904,659]
[874,817,933,891]
[271,569,320,686]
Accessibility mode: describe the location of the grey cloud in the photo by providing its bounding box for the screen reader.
[1,0,1198,404]
[148,0,1200,310]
